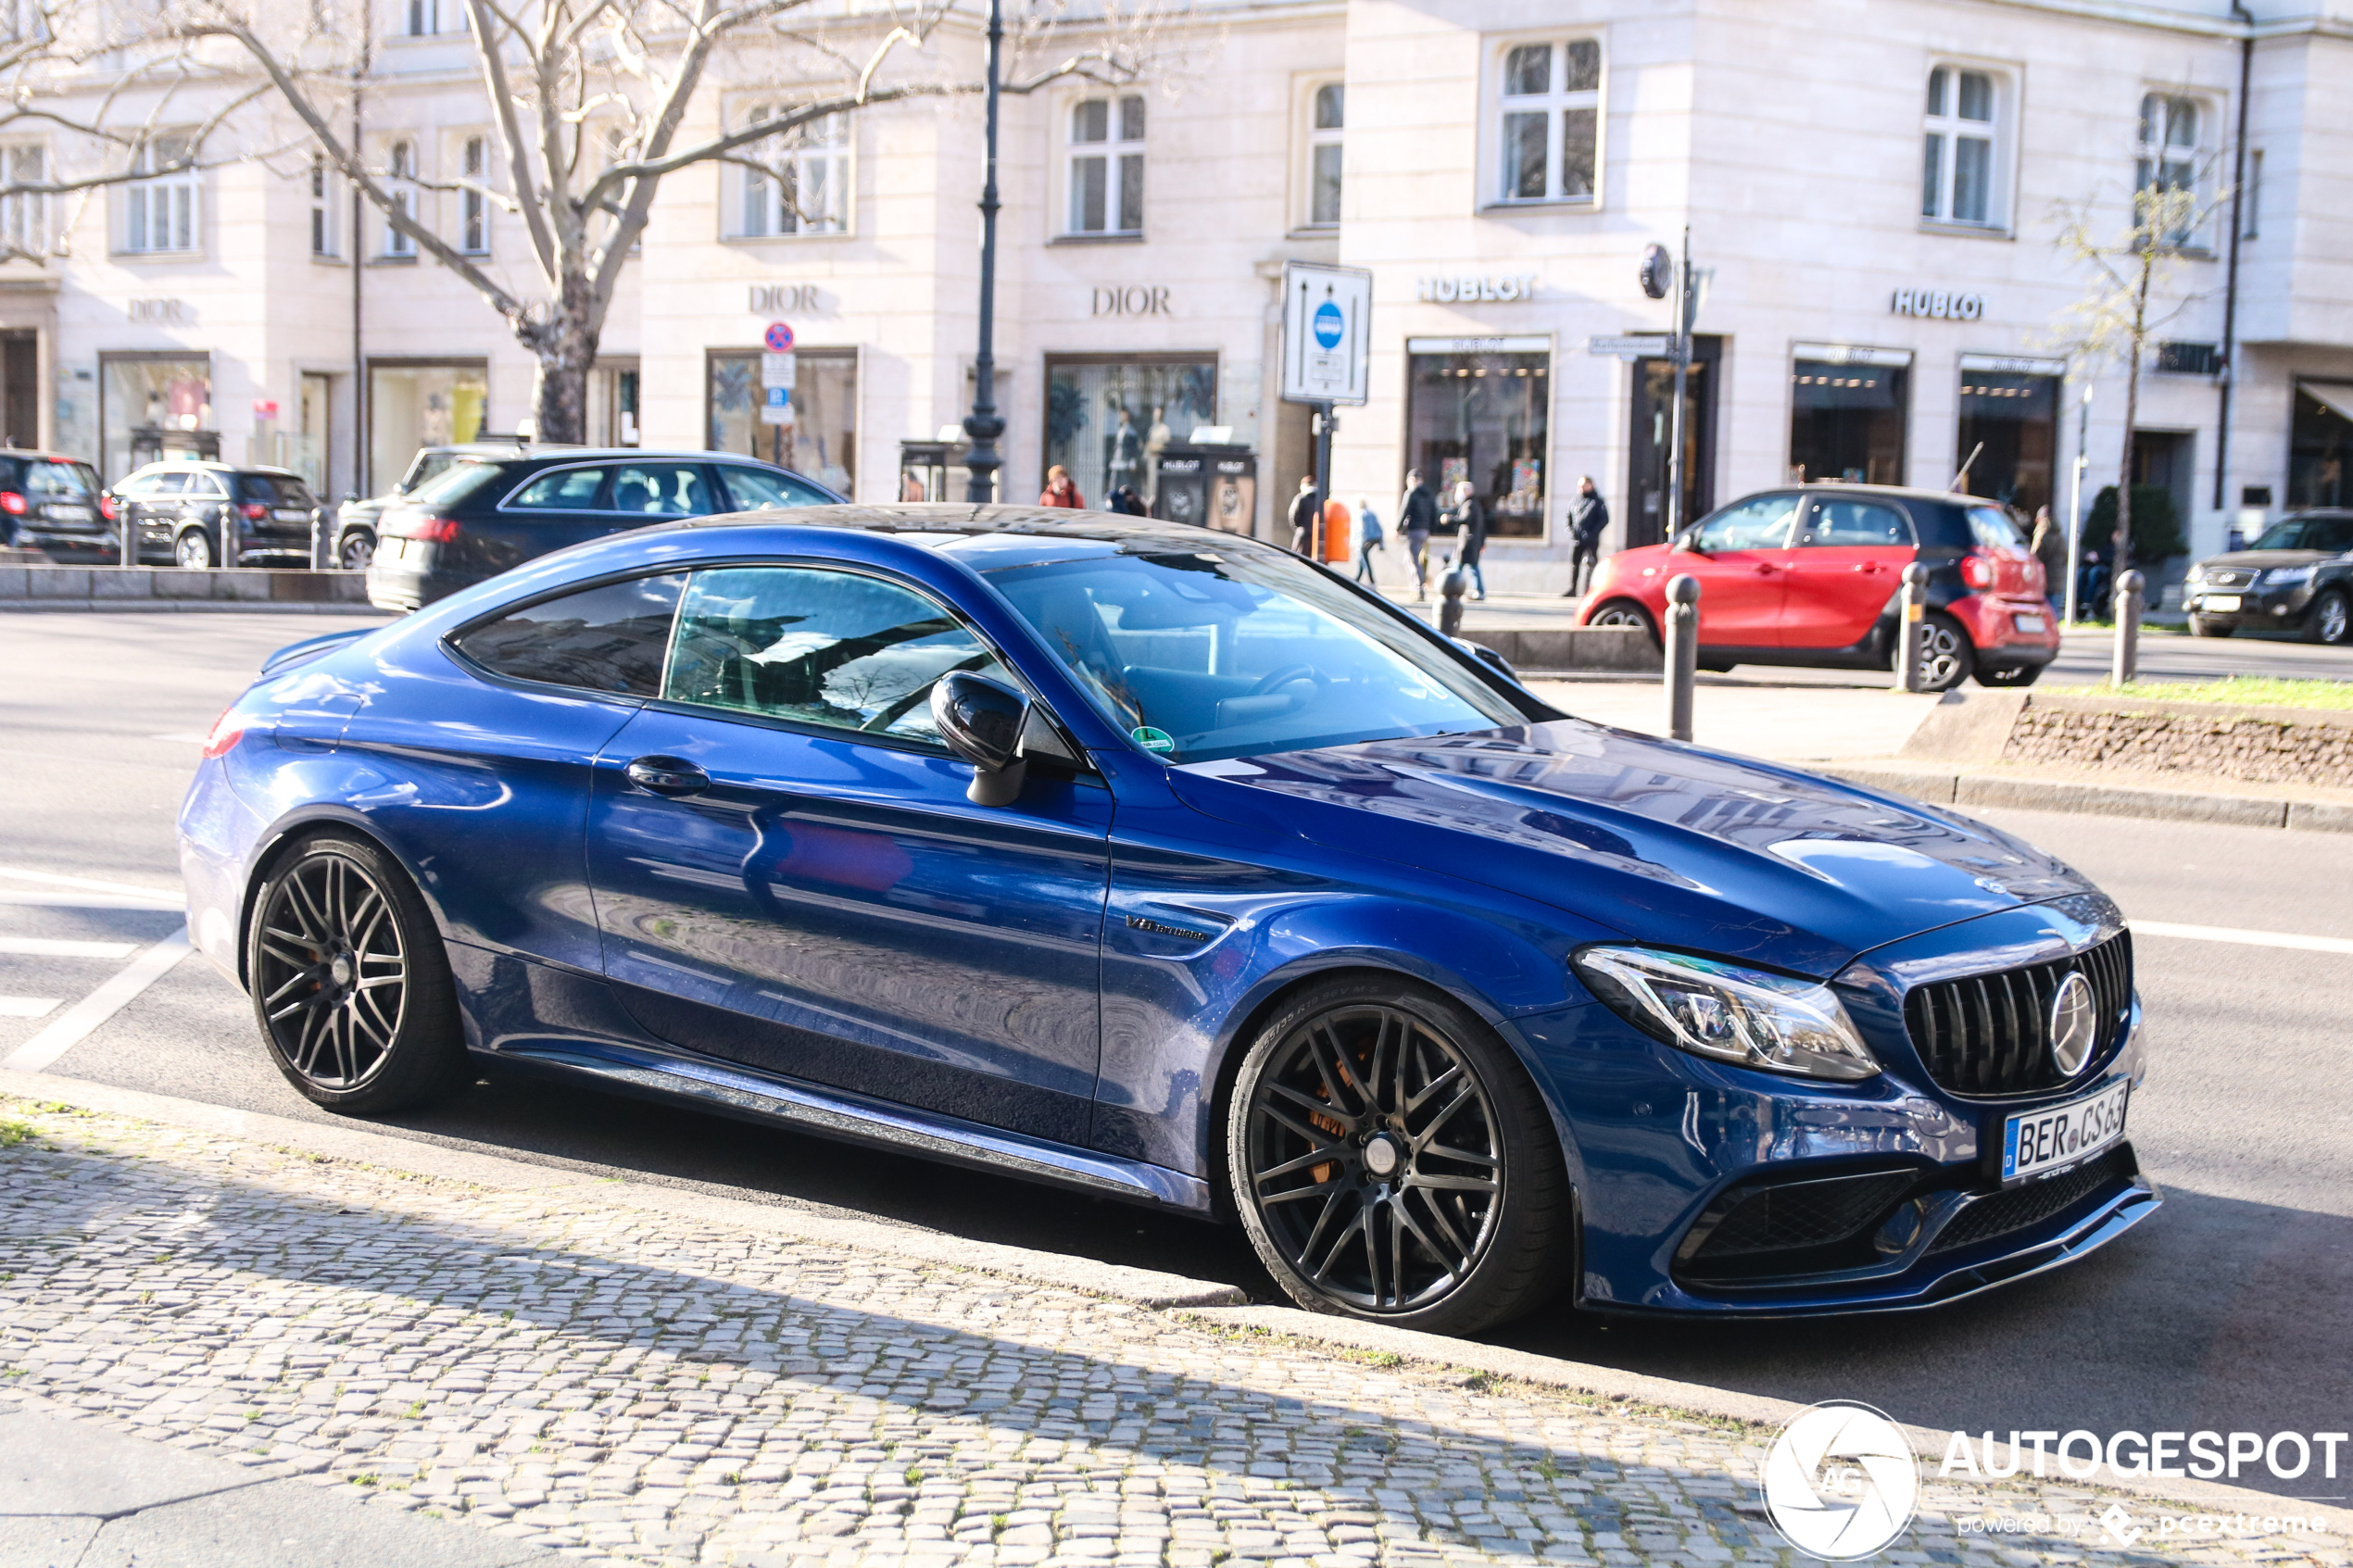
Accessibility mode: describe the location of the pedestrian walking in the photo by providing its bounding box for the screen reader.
[1398,469,1438,601]
[1354,495,1383,585]
[2029,504,2065,608]
[1443,480,1488,600]
[1288,475,1321,556]
[1568,475,1609,598]
[1039,466,1085,508]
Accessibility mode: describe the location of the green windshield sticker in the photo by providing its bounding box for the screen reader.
[1131,725,1176,754]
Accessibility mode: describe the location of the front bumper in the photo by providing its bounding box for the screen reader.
[2185,582,2313,627]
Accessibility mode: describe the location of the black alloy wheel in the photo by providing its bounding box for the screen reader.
[338,530,376,571]
[248,835,465,1114]
[1585,600,1660,647]
[2306,588,2351,646]
[1228,977,1571,1334]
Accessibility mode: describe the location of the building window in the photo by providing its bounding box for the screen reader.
[1305,82,1342,228]
[122,133,198,254]
[1067,95,1144,236]
[2137,94,2205,246]
[1788,351,1910,487]
[1044,356,1213,508]
[403,0,442,35]
[1957,358,2062,516]
[1922,67,2002,226]
[308,154,339,257]
[0,145,47,257]
[1494,40,1598,206]
[1404,342,1549,539]
[2289,383,2353,510]
[460,135,487,253]
[734,108,848,237]
[100,355,211,483]
[383,139,416,257]
[707,347,855,495]
[369,361,485,492]
[2242,147,2262,240]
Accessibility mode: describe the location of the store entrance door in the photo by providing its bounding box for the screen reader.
[1,331,37,449]
[1626,335,1720,547]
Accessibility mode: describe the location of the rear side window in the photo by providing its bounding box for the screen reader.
[451,574,686,696]
[1965,505,2027,550]
[28,461,95,498]
[239,474,314,507]
[1803,499,1914,547]
[2302,516,2353,553]
[409,459,506,508]
[718,465,835,510]
[508,467,608,510]
[609,462,714,517]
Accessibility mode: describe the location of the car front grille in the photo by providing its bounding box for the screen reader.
[1902,931,2133,1097]
[2203,570,2251,587]
[1676,1169,1918,1283]
[1928,1147,2137,1255]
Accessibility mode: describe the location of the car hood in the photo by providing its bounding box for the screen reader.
[1166,719,2094,979]
[2196,549,2334,571]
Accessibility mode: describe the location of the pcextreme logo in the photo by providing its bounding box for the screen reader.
[1762,1401,1921,1560]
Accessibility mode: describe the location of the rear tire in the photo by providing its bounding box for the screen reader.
[246,834,467,1116]
[1583,599,1660,649]
[173,530,214,571]
[1912,610,1976,693]
[338,530,376,571]
[1226,974,1573,1336]
[2188,616,2233,638]
[2305,589,2350,646]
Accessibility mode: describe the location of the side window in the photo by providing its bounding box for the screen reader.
[663,566,1013,745]
[1803,499,1914,547]
[508,467,608,510]
[115,474,158,497]
[609,462,715,517]
[152,472,191,496]
[718,465,833,510]
[450,574,686,696]
[2303,517,2353,554]
[186,472,228,497]
[1692,494,1799,552]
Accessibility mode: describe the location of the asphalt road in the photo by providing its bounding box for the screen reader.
[5,610,2349,1500]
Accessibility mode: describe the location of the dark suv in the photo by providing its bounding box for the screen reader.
[110,462,322,569]
[334,439,588,571]
[0,451,111,556]
[2183,510,2353,644]
[366,447,844,610]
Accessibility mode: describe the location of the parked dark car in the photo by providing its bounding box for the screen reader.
[334,439,588,571]
[0,450,112,556]
[2183,510,2353,644]
[365,446,845,610]
[185,505,2155,1335]
[1576,483,2059,691]
[109,461,322,570]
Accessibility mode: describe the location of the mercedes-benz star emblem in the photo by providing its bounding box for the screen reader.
[2047,971,2099,1077]
[1761,1400,1919,1560]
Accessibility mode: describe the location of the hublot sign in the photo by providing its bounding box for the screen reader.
[1891,287,1986,320]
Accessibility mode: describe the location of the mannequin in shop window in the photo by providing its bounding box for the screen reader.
[1107,408,1143,498]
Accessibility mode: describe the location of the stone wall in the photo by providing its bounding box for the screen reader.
[2001,696,2353,788]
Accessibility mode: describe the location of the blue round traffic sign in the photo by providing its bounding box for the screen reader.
[1312,300,1344,350]
[763,320,795,352]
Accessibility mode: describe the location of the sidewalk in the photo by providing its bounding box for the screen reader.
[1,1093,2344,1568]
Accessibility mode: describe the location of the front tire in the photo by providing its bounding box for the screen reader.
[338,530,376,571]
[1583,598,1661,649]
[247,834,466,1115]
[2305,588,2350,646]
[173,530,215,570]
[1227,976,1572,1336]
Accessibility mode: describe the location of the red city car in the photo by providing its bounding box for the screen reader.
[1575,484,2058,691]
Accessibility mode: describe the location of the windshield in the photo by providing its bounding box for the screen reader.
[408,459,506,508]
[400,450,459,494]
[985,546,1527,764]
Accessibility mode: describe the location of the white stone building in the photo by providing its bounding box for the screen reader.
[6,0,2350,591]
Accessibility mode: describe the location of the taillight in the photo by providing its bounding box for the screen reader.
[409,516,461,544]
[2024,557,2045,593]
[97,495,115,521]
[201,708,246,759]
[1960,551,1995,590]
[0,491,23,515]
[242,502,269,521]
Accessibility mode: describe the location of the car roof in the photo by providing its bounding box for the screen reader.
[0,449,94,463]
[122,460,308,479]
[664,502,1278,569]
[1780,483,1986,506]
[446,447,761,464]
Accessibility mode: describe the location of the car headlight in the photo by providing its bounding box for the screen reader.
[2183,563,2206,585]
[1572,946,1881,1081]
[2261,565,2315,588]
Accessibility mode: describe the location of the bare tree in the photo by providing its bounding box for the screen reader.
[2050,157,2226,579]
[155,0,1169,445]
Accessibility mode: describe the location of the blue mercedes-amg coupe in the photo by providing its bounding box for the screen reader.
[178,505,2156,1333]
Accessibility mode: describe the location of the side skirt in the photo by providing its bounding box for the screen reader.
[493,1036,1214,1213]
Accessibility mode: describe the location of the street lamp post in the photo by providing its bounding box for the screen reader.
[961,0,1006,504]
[2064,382,2093,627]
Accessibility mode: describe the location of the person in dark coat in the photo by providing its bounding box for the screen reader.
[1287,476,1321,556]
[1398,469,1439,601]
[1443,481,1488,600]
[1105,483,1150,517]
[1568,475,1609,597]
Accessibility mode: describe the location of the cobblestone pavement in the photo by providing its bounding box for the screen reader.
[0,1099,2343,1568]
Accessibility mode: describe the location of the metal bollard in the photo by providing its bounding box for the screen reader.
[117,506,135,569]
[1663,572,1700,742]
[1896,562,1930,693]
[1439,556,1467,638]
[311,508,330,572]
[2112,569,2145,686]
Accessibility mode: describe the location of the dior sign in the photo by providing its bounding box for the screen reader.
[1416,274,1540,304]
[749,283,826,313]
[1892,288,1986,320]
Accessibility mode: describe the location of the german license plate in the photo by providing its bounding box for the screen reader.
[44,503,92,521]
[2002,1079,2129,1185]
[2201,594,2241,612]
[2015,613,2046,633]
[273,508,310,522]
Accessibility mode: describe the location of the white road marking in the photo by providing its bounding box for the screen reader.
[150,732,210,744]
[0,997,60,1019]
[0,864,185,900]
[0,936,140,959]
[2133,920,2353,955]
[0,890,187,911]
[2,930,194,1073]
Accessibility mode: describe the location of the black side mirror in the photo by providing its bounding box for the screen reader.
[931,671,1030,806]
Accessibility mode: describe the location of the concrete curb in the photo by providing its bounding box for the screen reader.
[6,1071,2346,1537]
[1820,763,2353,833]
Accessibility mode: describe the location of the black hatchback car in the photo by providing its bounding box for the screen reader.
[0,450,111,556]
[365,447,845,610]
[2183,510,2353,644]
[110,462,322,569]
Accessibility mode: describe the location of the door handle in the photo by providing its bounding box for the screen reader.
[1853,562,1886,573]
[624,755,711,797]
[1753,563,1779,574]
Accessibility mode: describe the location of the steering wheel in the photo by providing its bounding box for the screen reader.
[1249,663,1327,697]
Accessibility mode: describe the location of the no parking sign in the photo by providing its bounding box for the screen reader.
[762,320,795,353]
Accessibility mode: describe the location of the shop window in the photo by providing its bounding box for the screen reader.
[2137,93,2208,248]
[308,154,340,257]
[368,361,486,493]
[1492,40,1598,207]
[0,144,47,257]
[1956,363,2060,517]
[1922,66,2007,229]
[121,133,198,255]
[100,356,211,483]
[1043,357,1212,510]
[733,107,848,237]
[2289,383,2353,511]
[1788,354,1909,487]
[1403,344,1549,539]
[460,135,487,254]
[382,139,417,257]
[1067,95,1144,236]
[707,346,855,496]
[1304,82,1342,228]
